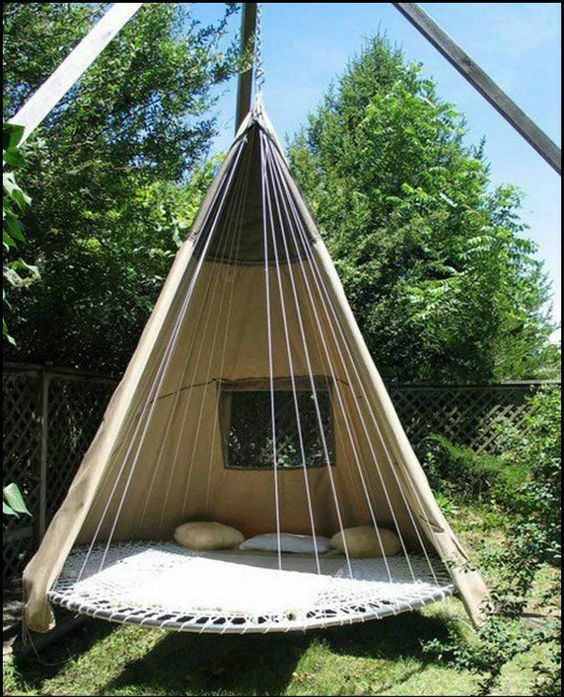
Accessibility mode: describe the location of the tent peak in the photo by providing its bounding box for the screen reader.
[235,95,284,155]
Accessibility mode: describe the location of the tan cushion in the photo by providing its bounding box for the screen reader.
[330,525,401,558]
[174,521,244,551]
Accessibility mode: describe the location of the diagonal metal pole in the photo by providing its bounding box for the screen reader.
[9,3,143,144]
[393,3,561,175]
[235,3,258,133]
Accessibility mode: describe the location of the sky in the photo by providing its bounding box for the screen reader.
[192,2,562,341]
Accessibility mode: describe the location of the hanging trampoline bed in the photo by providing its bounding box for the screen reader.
[23,99,488,636]
[49,544,454,633]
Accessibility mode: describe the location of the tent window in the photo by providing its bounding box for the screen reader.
[220,378,334,470]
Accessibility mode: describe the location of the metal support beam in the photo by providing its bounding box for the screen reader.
[235,3,258,133]
[393,3,561,175]
[9,3,143,144]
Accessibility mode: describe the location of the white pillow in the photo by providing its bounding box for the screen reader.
[174,521,244,551]
[240,533,332,554]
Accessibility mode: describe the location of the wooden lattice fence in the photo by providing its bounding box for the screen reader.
[3,364,116,583]
[388,383,546,455]
[2,362,560,581]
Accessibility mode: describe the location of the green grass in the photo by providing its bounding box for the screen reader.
[4,603,552,697]
[3,504,558,696]
[2,607,469,696]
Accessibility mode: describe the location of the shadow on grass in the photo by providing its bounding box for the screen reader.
[317,608,452,659]
[8,606,456,696]
[10,614,117,692]
[102,629,312,696]
[312,610,455,694]
[100,610,453,696]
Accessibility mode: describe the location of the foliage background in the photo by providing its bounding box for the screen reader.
[3,121,38,343]
[3,2,238,372]
[289,38,560,383]
[422,385,561,695]
[3,8,560,383]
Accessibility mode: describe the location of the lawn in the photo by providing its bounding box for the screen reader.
[3,504,558,697]
[2,604,551,697]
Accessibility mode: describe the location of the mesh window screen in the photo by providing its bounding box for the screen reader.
[220,378,334,469]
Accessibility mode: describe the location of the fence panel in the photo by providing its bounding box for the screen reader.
[3,365,116,581]
[3,368,42,581]
[2,362,560,580]
[45,375,116,522]
[389,383,540,456]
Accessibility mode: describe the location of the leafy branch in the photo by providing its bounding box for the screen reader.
[3,120,39,344]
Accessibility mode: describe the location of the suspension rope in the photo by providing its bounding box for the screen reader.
[265,138,439,582]
[261,130,322,574]
[71,112,445,601]
[76,140,246,580]
[254,3,265,94]
[136,178,248,535]
[200,140,254,517]
[106,142,245,552]
[173,141,252,520]
[136,136,252,533]
[263,138,425,576]
[263,139,395,582]
[260,131,282,571]
[262,131,355,580]
[161,142,252,532]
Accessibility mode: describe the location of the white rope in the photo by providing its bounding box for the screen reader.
[135,237,222,535]
[77,140,247,580]
[143,127,254,534]
[157,133,253,527]
[199,139,254,517]
[136,196,241,534]
[74,113,445,608]
[264,138,435,577]
[163,234,236,523]
[261,131,321,574]
[265,140,440,582]
[263,139,396,581]
[261,131,354,580]
[260,131,282,571]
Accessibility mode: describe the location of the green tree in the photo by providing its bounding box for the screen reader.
[289,36,560,383]
[3,2,239,371]
[3,121,39,344]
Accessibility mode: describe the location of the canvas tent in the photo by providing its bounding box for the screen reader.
[23,100,488,634]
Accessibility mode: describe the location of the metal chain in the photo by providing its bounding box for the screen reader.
[254,3,265,93]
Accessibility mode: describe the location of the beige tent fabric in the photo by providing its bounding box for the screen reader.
[76,261,420,544]
[310,242,489,627]
[23,106,488,633]
[22,114,249,633]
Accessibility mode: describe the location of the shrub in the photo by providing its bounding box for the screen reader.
[425,385,561,695]
[499,385,561,560]
[422,434,524,503]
